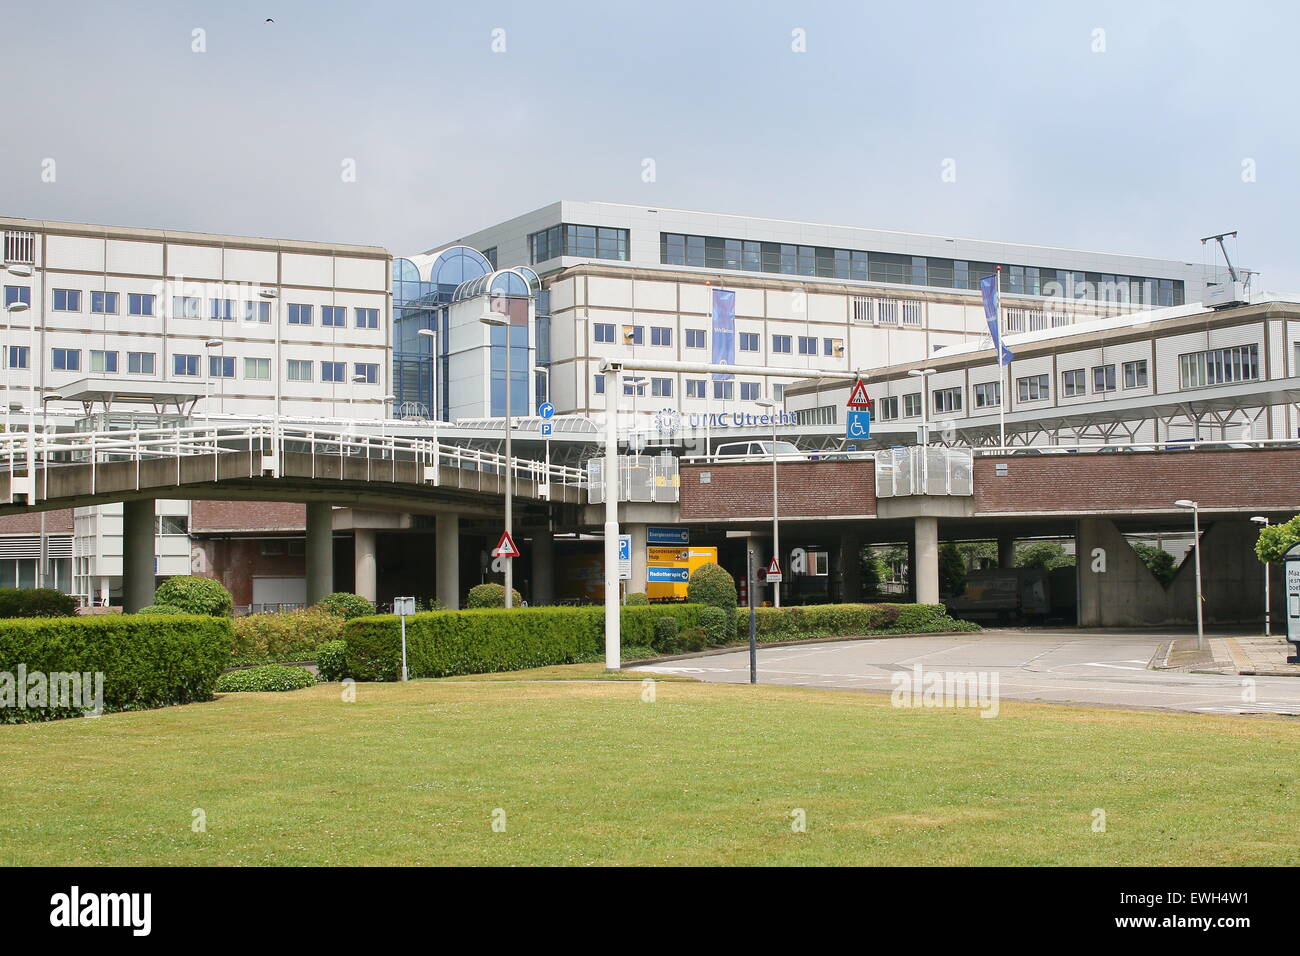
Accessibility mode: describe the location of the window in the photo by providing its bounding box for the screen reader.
[1123,359,1148,389]
[594,323,615,343]
[933,387,962,413]
[1092,364,1116,393]
[52,289,80,312]
[209,355,235,378]
[90,291,118,314]
[797,336,817,355]
[686,379,706,398]
[877,396,899,421]
[651,377,672,397]
[685,329,706,349]
[824,337,844,357]
[740,382,761,401]
[650,326,672,347]
[51,348,80,371]
[172,296,200,319]
[622,325,644,345]
[529,224,629,263]
[3,286,30,308]
[128,293,155,316]
[286,359,313,382]
[243,300,270,323]
[244,357,270,380]
[322,306,346,327]
[173,353,199,376]
[89,350,118,373]
[739,332,759,352]
[210,298,235,321]
[287,303,312,325]
[973,382,1001,408]
[1179,344,1259,388]
[157,516,188,536]
[1061,368,1086,397]
[772,334,792,354]
[594,375,605,395]
[1018,374,1050,402]
[713,381,734,400]
[6,346,29,369]
[773,383,786,402]
[355,307,379,329]
[622,380,646,397]
[321,361,346,383]
[481,247,497,269]
[127,351,155,374]
[355,363,379,384]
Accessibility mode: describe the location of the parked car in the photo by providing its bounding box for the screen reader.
[713,440,804,459]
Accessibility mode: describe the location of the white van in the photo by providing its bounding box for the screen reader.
[713,440,803,459]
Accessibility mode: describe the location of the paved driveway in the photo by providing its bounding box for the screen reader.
[633,630,1300,716]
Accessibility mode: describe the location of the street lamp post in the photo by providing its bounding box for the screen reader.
[1251,516,1271,637]
[624,375,647,455]
[1175,499,1204,649]
[908,367,937,492]
[204,339,223,416]
[4,299,30,439]
[534,365,551,479]
[38,392,62,590]
[480,311,514,607]
[756,399,782,607]
[417,327,438,424]
[1,264,40,506]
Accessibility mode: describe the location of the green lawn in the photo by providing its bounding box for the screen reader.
[1,675,1297,866]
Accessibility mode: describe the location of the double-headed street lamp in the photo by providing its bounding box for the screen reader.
[1251,516,1271,637]
[1175,499,1204,649]
[480,310,514,607]
[755,398,782,607]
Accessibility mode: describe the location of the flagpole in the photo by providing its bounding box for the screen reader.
[997,265,1006,452]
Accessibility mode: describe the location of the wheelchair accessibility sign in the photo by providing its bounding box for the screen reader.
[846,409,871,440]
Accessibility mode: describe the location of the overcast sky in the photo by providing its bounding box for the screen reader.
[1,0,1293,286]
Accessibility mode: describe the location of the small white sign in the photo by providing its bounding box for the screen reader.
[618,533,632,581]
[394,596,416,616]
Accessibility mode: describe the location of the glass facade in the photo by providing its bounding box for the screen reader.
[529,224,629,264]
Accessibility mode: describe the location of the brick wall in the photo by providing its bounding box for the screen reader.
[0,509,74,534]
[680,461,876,519]
[191,500,305,532]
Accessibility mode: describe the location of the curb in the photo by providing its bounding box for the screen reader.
[621,629,980,668]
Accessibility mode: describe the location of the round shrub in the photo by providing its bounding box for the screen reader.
[230,608,345,664]
[699,605,731,646]
[466,583,523,609]
[154,576,233,617]
[136,604,184,616]
[680,626,708,653]
[314,592,375,620]
[315,640,349,681]
[653,616,680,650]
[0,587,79,618]
[215,664,315,693]
[687,563,737,612]
[624,592,649,606]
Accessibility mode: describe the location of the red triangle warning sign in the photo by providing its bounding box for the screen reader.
[492,530,521,558]
[766,556,782,576]
[846,378,871,408]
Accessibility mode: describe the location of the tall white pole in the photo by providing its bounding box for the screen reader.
[1193,505,1204,650]
[503,319,513,608]
[996,265,1007,452]
[771,416,780,609]
[603,368,620,670]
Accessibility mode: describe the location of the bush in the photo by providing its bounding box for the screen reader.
[621,644,659,661]
[624,592,649,606]
[0,614,230,722]
[314,592,376,620]
[740,602,975,644]
[136,604,184,616]
[0,588,78,619]
[653,616,680,649]
[699,606,731,646]
[466,583,523,609]
[155,576,233,617]
[215,664,315,693]
[315,640,349,681]
[687,563,737,612]
[230,609,345,665]
[620,604,704,651]
[680,627,708,652]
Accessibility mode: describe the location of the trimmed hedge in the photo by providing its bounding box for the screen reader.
[466,583,523,608]
[230,608,345,665]
[155,576,234,617]
[0,588,78,619]
[740,603,975,643]
[215,664,315,693]
[313,592,375,620]
[687,563,737,611]
[0,614,230,722]
[137,604,184,616]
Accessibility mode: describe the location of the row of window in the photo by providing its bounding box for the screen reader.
[5,287,380,328]
[529,224,630,264]
[659,232,1185,306]
[592,323,843,357]
[594,376,787,402]
[22,346,378,383]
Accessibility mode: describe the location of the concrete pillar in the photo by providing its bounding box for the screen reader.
[841,530,864,603]
[997,535,1016,570]
[531,529,555,606]
[914,516,940,605]
[353,528,377,603]
[305,502,334,605]
[122,498,156,613]
[436,512,460,609]
[628,522,648,596]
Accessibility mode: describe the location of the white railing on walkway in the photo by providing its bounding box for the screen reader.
[876,446,974,497]
[0,422,587,506]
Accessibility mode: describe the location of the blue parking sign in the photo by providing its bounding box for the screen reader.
[540,422,553,437]
[846,409,871,441]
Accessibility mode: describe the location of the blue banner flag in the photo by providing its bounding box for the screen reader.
[711,288,735,380]
[979,273,1014,365]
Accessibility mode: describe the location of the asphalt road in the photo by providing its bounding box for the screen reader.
[632,630,1300,717]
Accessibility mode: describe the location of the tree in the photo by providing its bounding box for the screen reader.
[938,542,967,597]
[1015,541,1075,571]
[1131,543,1176,586]
[154,575,234,617]
[1256,515,1300,565]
